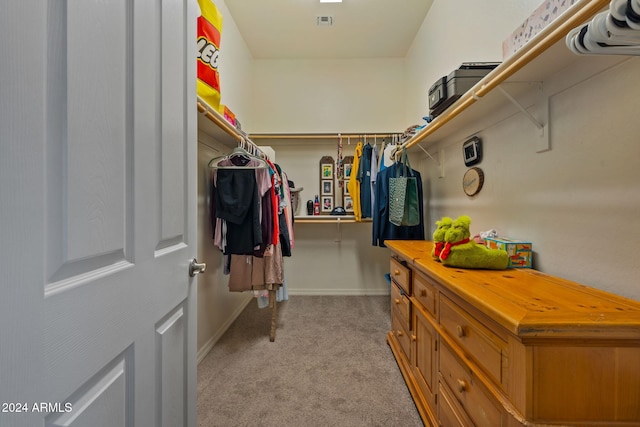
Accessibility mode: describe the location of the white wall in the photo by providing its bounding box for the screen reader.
[197,0,254,359]
[418,57,640,302]
[210,0,254,125]
[197,137,253,361]
[284,223,391,295]
[266,139,391,295]
[405,1,640,301]
[200,0,640,335]
[248,58,407,133]
[404,0,541,124]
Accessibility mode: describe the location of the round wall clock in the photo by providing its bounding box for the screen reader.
[462,167,484,196]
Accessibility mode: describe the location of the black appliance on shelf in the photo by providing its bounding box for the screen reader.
[428,62,500,118]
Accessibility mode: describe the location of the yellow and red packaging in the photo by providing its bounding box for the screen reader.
[197,0,223,110]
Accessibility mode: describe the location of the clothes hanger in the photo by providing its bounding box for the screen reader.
[566,2,640,56]
[584,28,640,54]
[627,0,640,30]
[609,0,629,24]
[208,139,268,169]
[593,10,640,44]
[567,24,640,55]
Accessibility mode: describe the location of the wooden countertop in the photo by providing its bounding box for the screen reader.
[385,240,640,341]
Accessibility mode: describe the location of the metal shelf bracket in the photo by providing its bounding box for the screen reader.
[497,85,550,153]
[416,143,445,178]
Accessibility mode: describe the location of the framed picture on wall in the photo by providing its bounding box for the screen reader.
[321,163,333,179]
[344,196,354,213]
[342,156,353,180]
[321,196,333,213]
[322,180,333,195]
[319,156,335,215]
[344,163,352,179]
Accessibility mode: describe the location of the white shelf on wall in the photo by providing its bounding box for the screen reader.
[294,215,372,224]
[197,97,247,148]
[399,0,623,152]
[294,216,372,243]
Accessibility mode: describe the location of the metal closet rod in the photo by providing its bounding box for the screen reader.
[249,133,397,139]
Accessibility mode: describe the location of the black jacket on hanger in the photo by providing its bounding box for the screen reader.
[215,169,262,254]
[372,162,425,247]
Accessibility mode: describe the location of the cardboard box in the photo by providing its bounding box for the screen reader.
[485,237,532,268]
[218,104,236,126]
[502,0,578,59]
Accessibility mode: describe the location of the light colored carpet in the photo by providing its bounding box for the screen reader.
[197,295,423,427]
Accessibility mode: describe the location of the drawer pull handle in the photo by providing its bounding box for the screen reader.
[394,298,401,304]
[394,269,401,276]
[456,325,466,338]
[411,334,417,342]
[397,330,404,337]
[457,379,467,393]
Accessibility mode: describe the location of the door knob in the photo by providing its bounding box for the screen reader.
[189,258,206,277]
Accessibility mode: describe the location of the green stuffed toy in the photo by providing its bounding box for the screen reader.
[439,215,509,270]
[432,217,453,260]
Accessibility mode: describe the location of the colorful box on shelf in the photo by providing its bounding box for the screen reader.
[485,237,532,268]
[218,104,236,127]
[502,0,578,59]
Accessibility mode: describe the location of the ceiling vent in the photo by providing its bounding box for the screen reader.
[316,16,333,26]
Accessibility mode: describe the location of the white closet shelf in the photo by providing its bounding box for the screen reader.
[199,1,617,155]
[295,215,372,224]
[250,133,395,140]
[197,97,248,147]
[398,0,613,153]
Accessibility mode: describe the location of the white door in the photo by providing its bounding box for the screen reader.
[0,1,198,426]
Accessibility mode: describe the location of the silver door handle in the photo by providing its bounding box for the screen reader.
[189,258,206,277]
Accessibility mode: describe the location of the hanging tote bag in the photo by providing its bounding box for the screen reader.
[388,149,420,227]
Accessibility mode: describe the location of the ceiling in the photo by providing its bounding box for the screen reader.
[223,0,434,59]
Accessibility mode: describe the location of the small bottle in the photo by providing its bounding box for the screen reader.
[314,195,320,216]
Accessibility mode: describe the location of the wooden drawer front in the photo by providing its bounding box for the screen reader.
[413,271,436,316]
[440,342,503,427]
[391,312,411,361]
[391,281,410,327]
[532,345,640,422]
[390,257,411,295]
[438,381,473,427]
[440,295,505,385]
[412,308,437,411]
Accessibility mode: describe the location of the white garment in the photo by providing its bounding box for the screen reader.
[382,144,398,168]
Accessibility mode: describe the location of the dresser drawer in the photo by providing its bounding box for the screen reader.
[413,271,436,316]
[390,257,411,295]
[391,312,411,361]
[391,281,410,328]
[440,342,503,427]
[386,240,640,427]
[438,380,473,427]
[439,295,506,385]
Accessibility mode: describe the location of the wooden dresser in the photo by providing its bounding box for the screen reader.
[386,240,640,426]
